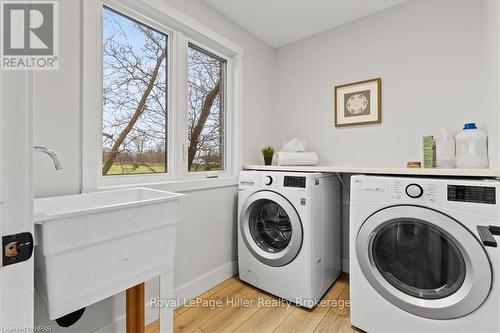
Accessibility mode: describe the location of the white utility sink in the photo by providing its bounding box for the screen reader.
[34,187,182,320]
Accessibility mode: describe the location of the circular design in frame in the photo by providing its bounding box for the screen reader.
[346,93,369,115]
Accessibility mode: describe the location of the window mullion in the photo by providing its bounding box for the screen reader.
[175,32,189,180]
[167,30,177,179]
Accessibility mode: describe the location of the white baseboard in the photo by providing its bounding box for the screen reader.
[93,260,238,333]
[341,257,349,273]
[174,260,238,305]
[93,300,159,333]
[94,319,125,333]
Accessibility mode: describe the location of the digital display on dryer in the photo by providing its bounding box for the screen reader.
[447,185,496,204]
[284,176,306,188]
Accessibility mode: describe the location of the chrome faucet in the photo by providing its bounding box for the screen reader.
[34,146,63,170]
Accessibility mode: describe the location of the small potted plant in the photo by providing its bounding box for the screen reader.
[261,146,275,166]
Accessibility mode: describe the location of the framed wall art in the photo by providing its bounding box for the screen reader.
[334,78,381,127]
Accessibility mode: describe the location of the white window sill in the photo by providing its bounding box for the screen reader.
[93,176,239,193]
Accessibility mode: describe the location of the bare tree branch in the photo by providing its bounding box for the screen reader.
[102,46,166,175]
[187,79,220,170]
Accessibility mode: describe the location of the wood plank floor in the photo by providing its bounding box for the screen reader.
[147,273,360,333]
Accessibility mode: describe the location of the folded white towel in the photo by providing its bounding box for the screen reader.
[277,152,319,166]
[281,138,306,152]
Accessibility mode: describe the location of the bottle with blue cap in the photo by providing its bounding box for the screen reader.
[455,122,488,168]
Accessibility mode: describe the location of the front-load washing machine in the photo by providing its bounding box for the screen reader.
[350,175,500,332]
[238,171,341,308]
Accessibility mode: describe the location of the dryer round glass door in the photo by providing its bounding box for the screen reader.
[240,191,303,267]
[372,219,466,300]
[356,205,492,320]
[249,199,292,252]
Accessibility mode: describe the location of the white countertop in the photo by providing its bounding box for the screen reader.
[243,164,500,177]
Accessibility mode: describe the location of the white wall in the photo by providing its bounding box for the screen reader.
[272,0,499,168]
[33,0,274,331]
[33,0,81,196]
[484,0,500,163]
[271,0,500,266]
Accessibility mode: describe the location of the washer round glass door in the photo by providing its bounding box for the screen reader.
[356,205,492,319]
[240,191,303,267]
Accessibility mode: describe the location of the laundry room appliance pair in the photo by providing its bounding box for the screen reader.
[238,171,341,308]
[350,175,500,333]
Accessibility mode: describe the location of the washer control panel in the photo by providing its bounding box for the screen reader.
[448,185,496,204]
[389,180,500,205]
[239,171,313,193]
[352,176,500,217]
[391,180,436,203]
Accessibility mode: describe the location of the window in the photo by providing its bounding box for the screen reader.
[83,1,241,188]
[187,44,226,172]
[102,7,168,176]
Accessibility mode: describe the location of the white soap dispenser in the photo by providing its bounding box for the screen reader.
[435,128,455,168]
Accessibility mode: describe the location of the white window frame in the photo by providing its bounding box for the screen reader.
[178,36,234,180]
[82,0,242,191]
[99,2,176,185]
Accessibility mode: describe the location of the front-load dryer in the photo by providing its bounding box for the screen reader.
[238,171,341,308]
[350,175,500,332]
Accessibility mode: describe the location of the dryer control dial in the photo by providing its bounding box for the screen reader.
[264,175,273,186]
[406,184,423,198]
